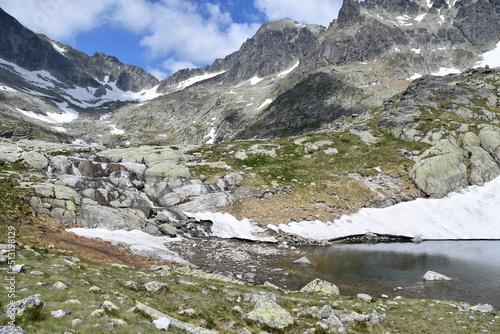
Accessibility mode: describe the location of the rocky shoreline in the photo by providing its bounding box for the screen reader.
[1,239,498,334]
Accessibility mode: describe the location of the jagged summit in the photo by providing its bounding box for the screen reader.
[157,18,324,93]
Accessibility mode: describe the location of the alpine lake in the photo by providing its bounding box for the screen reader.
[263,241,500,308]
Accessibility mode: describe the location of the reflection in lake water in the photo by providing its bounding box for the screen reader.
[265,241,500,308]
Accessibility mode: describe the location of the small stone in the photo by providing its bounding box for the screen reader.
[12,264,25,273]
[317,321,328,330]
[30,270,44,275]
[326,314,343,326]
[341,311,368,323]
[124,281,139,290]
[51,310,66,318]
[101,301,120,311]
[65,299,81,305]
[300,278,340,295]
[179,309,197,316]
[318,305,333,319]
[53,282,68,290]
[292,257,312,265]
[263,281,282,290]
[109,319,127,327]
[153,317,171,330]
[368,311,387,325]
[232,306,244,315]
[91,309,105,317]
[471,304,495,313]
[143,281,168,293]
[357,293,373,303]
[72,319,83,326]
[304,143,319,154]
[88,286,101,293]
[4,295,44,317]
[423,271,452,281]
[234,150,248,160]
[243,298,294,329]
[0,327,27,334]
[323,148,339,155]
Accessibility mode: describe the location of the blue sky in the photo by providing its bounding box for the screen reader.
[0,0,343,79]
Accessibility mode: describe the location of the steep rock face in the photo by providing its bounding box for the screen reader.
[158,19,323,93]
[0,8,97,88]
[453,0,500,46]
[237,72,364,139]
[223,19,323,82]
[0,7,158,93]
[319,21,408,65]
[362,0,423,15]
[336,0,364,28]
[320,0,500,69]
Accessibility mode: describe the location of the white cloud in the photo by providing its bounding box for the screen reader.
[0,0,260,75]
[0,0,344,76]
[0,0,115,42]
[131,1,260,72]
[254,0,343,26]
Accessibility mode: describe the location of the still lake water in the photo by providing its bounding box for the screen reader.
[266,241,500,308]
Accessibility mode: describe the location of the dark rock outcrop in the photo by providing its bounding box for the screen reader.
[454,0,500,46]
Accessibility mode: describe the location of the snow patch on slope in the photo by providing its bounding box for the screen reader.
[408,73,423,80]
[256,98,273,110]
[475,41,500,69]
[185,176,500,242]
[235,76,264,88]
[0,85,18,92]
[67,228,189,264]
[109,124,125,135]
[0,58,58,89]
[16,106,78,124]
[204,127,217,144]
[176,71,226,91]
[52,43,67,56]
[0,57,161,109]
[431,67,461,76]
[277,61,300,78]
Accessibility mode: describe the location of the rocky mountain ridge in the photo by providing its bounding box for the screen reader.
[0,0,499,234]
[1,0,499,146]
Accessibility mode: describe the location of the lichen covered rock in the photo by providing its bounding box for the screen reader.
[243,298,294,329]
[300,278,340,295]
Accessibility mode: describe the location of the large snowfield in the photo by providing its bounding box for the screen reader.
[69,175,500,257]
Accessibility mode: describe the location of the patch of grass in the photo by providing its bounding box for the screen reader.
[0,163,35,225]
[0,245,498,334]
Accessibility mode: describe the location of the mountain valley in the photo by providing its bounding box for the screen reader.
[1,0,500,332]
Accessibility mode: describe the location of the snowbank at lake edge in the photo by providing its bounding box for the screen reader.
[187,176,500,241]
